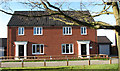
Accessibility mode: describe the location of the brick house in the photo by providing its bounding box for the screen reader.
[7,11,98,59]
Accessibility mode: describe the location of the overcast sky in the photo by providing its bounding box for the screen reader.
[0,1,116,45]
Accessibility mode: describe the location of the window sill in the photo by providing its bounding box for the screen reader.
[33,34,43,35]
[32,53,44,55]
[62,53,74,54]
[81,34,87,36]
[63,34,72,36]
[18,34,24,36]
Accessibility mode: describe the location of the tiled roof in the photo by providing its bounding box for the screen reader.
[97,36,112,44]
[7,11,94,26]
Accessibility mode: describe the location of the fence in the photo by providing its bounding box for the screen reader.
[0,54,118,68]
[0,54,109,61]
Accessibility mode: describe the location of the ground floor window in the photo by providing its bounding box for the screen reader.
[62,44,73,54]
[32,44,44,54]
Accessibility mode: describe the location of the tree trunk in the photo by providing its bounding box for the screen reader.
[115,32,120,70]
[112,2,120,70]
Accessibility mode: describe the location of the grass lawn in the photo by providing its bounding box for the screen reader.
[1,64,118,71]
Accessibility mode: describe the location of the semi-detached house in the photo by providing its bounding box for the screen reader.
[7,11,98,59]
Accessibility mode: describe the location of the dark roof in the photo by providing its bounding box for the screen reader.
[0,38,7,47]
[7,11,94,26]
[97,36,112,44]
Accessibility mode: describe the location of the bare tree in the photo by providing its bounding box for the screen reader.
[0,0,120,70]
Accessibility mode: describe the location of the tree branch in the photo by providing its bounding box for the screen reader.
[40,0,120,31]
[0,0,120,31]
[0,9,62,17]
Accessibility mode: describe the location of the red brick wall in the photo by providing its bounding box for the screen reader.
[7,26,98,56]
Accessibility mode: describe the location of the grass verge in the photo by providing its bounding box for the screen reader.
[1,64,118,70]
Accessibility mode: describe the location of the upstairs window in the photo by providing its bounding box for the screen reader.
[81,27,87,35]
[62,44,73,54]
[34,27,43,35]
[18,27,24,35]
[63,27,72,35]
[32,44,44,54]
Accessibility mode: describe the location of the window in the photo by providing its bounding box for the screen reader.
[18,27,24,35]
[32,44,44,54]
[81,27,87,35]
[33,27,43,35]
[63,27,72,35]
[62,44,73,54]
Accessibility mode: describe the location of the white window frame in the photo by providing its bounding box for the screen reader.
[32,44,44,54]
[18,27,24,35]
[81,27,87,35]
[33,27,43,35]
[63,27,72,35]
[61,44,74,54]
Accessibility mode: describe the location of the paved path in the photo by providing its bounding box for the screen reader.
[1,59,118,67]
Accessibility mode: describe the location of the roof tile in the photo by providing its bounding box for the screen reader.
[8,11,94,26]
[97,36,112,44]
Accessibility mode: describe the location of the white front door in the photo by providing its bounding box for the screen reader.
[77,41,90,58]
[14,41,27,60]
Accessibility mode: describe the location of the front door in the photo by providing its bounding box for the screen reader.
[81,44,86,57]
[19,45,24,58]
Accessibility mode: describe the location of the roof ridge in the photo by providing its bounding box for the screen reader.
[14,10,89,12]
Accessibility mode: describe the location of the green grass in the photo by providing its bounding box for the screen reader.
[1,64,118,70]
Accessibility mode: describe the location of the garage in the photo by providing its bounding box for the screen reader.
[0,38,7,57]
[99,44,110,55]
[0,47,4,57]
[97,36,112,55]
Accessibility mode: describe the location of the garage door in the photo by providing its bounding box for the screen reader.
[99,45,110,55]
[0,47,4,57]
